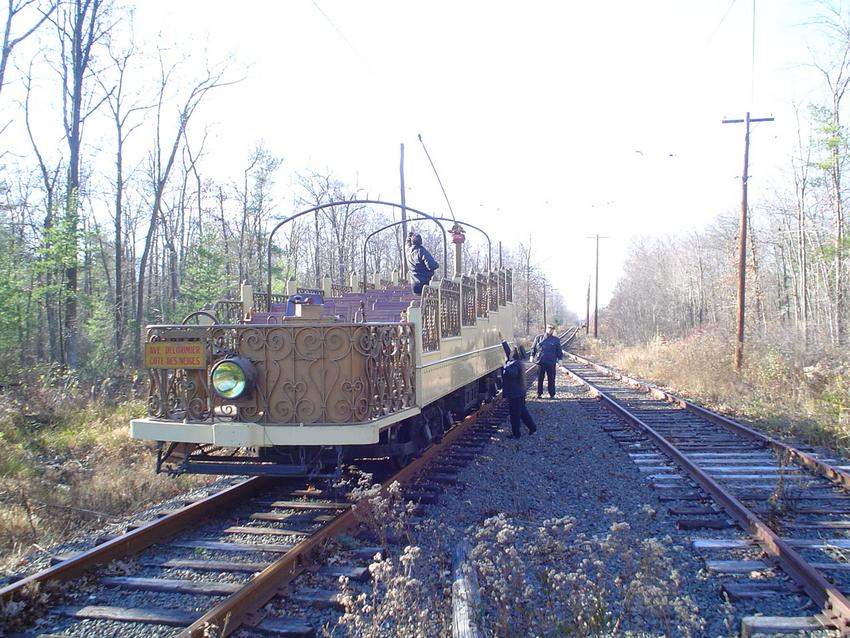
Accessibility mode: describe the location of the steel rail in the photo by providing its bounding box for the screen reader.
[0,477,271,606]
[566,352,850,493]
[560,357,850,633]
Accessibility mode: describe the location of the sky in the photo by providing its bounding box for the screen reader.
[5,0,840,314]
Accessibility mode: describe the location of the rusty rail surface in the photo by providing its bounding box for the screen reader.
[0,477,271,605]
[561,352,850,634]
[567,352,850,493]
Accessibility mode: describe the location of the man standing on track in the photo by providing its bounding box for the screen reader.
[502,346,537,438]
[532,324,563,399]
[407,232,439,294]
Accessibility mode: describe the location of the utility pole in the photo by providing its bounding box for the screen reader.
[594,235,600,338]
[722,112,774,371]
[400,143,408,281]
[542,278,547,328]
[586,235,609,339]
[585,277,591,334]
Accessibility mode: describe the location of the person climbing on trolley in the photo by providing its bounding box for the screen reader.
[502,345,537,438]
[532,323,563,399]
[407,232,439,294]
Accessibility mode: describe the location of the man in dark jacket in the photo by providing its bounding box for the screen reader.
[502,346,536,438]
[407,233,439,294]
[531,324,563,399]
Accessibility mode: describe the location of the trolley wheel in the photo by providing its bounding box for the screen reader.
[389,418,427,469]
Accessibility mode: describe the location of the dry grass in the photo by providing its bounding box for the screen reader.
[580,326,850,456]
[0,371,209,572]
[333,479,702,637]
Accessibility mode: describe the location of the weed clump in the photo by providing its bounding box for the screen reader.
[342,470,416,550]
[469,509,703,637]
[337,546,443,638]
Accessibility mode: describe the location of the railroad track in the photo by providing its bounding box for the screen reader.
[2,333,578,638]
[562,351,850,637]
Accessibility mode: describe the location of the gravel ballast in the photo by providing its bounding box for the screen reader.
[394,368,835,637]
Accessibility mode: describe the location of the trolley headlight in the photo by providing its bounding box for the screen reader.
[210,357,256,400]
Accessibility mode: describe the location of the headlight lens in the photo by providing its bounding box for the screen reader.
[210,357,254,399]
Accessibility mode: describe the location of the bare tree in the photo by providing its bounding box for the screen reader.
[22,63,61,361]
[811,2,850,345]
[96,33,149,365]
[792,104,813,344]
[133,54,236,364]
[52,0,111,366]
[0,0,56,100]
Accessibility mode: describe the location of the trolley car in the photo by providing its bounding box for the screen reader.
[130,201,516,476]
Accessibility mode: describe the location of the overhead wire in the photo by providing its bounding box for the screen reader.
[310,0,372,73]
[705,0,739,46]
[751,0,757,103]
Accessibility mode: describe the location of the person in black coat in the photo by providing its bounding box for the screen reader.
[407,233,439,294]
[502,346,537,438]
[531,324,563,398]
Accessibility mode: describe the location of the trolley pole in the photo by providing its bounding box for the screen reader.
[400,143,408,281]
[722,112,774,371]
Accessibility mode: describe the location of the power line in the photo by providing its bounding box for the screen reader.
[310,1,371,71]
[705,0,739,46]
[751,0,757,102]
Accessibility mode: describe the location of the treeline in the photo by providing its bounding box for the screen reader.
[605,180,848,349]
[604,174,848,350]
[603,6,850,352]
[0,1,566,380]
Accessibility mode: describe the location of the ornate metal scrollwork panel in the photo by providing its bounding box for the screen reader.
[498,270,507,306]
[421,285,440,353]
[147,321,415,425]
[476,274,488,318]
[439,279,461,338]
[461,276,476,327]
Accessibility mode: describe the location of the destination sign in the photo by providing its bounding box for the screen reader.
[145,341,206,369]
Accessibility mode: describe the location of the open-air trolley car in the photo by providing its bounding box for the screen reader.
[130,201,516,476]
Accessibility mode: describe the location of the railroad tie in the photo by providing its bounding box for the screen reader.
[100,576,242,596]
[57,605,196,627]
[141,558,269,573]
